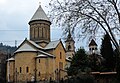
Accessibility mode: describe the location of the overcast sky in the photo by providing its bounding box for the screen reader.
[0,0,64,46]
[0,0,90,50]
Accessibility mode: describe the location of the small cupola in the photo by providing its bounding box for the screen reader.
[89,39,98,53]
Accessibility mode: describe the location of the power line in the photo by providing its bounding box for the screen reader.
[0,30,28,31]
[0,28,61,31]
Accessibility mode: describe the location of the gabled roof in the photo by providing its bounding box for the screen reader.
[36,50,55,58]
[28,40,43,49]
[89,39,97,46]
[15,42,38,53]
[14,39,55,58]
[44,40,60,49]
[30,5,50,23]
[39,50,55,58]
[14,39,43,53]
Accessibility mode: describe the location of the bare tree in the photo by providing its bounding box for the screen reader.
[49,0,120,50]
[49,0,120,80]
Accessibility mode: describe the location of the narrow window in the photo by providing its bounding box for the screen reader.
[39,26,42,37]
[39,59,40,63]
[60,52,62,59]
[38,27,39,38]
[35,27,38,38]
[42,27,43,38]
[89,48,91,51]
[9,74,10,79]
[33,28,35,38]
[95,47,97,50]
[68,45,71,50]
[26,67,29,73]
[38,72,41,76]
[20,67,22,73]
[30,28,32,38]
[46,28,48,38]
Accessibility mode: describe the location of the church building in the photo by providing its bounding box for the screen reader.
[6,5,74,83]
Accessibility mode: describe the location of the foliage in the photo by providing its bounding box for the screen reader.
[0,43,17,83]
[67,47,105,76]
[0,42,17,55]
[88,53,103,71]
[100,33,116,71]
[67,48,90,76]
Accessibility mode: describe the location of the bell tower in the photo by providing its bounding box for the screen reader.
[65,30,75,59]
[89,39,98,54]
[29,5,51,47]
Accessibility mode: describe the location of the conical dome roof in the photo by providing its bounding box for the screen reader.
[89,39,97,46]
[29,5,50,23]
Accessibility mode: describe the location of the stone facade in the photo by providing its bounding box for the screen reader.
[29,20,51,47]
[6,5,68,83]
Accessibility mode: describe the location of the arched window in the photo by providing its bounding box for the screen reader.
[38,72,41,76]
[95,47,97,50]
[39,59,40,63]
[26,67,29,73]
[20,67,22,73]
[60,52,62,59]
[68,45,71,50]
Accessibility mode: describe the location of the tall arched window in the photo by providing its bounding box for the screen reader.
[60,52,62,59]
[38,72,41,76]
[20,67,22,73]
[26,67,29,73]
[68,45,71,51]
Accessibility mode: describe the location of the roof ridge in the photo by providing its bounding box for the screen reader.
[27,40,43,49]
[44,40,61,49]
[89,39,97,46]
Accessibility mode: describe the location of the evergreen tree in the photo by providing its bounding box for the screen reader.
[67,48,90,76]
[100,33,115,71]
[88,53,102,71]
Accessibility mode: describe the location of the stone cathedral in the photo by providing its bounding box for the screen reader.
[6,5,75,83]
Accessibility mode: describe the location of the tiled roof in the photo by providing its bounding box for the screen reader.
[89,39,97,46]
[15,42,38,52]
[28,40,43,49]
[38,50,55,58]
[14,39,55,58]
[30,5,50,22]
[44,40,60,49]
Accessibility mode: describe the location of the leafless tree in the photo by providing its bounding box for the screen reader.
[49,0,120,51]
[49,0,120,80]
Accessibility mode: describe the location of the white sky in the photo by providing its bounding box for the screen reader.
[0,0,63,46]
[0,0,90,50]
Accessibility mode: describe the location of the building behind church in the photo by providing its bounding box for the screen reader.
[6,4,75,83]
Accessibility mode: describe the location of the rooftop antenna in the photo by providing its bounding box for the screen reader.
[15,40,17,47]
